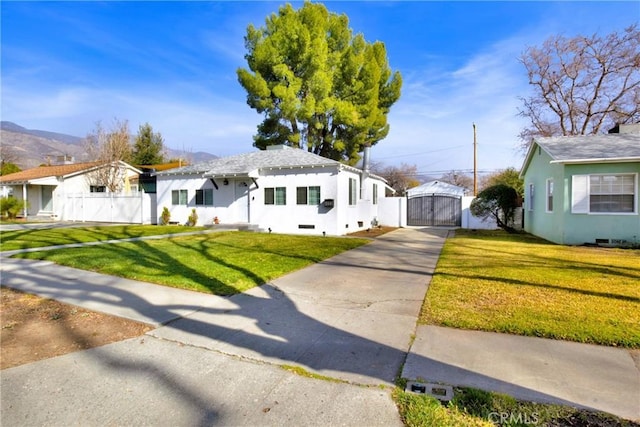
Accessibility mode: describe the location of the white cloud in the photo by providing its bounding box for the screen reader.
[1,80,260,157]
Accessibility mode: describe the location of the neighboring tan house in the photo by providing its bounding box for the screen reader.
[0,161,142,220]
[155,145,391,235]
[520,124,640,246]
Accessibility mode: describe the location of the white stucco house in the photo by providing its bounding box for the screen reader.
[0,161,143,221]
[155,145,392,235]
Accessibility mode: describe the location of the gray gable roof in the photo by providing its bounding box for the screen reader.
[157,146,345,177]
[535,133,640,163]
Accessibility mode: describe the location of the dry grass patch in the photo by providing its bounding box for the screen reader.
[421,230,640,347]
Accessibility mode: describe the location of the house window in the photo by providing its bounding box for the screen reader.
[546,179,553,212]
[195,189,213,206]
[349,178,357,206]
[265,187,286,205]
[171,189,188,205]
[572,174,636,214]
[296,186,321,205]
[589,174,635,213]
[373,183,378,205]
[90,185,106,193]
[528,184,534,211]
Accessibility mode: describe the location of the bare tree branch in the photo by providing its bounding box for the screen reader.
[518,24,640,150]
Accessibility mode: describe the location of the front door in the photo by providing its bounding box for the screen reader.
[234,181,249,222]
[41,186,54,213]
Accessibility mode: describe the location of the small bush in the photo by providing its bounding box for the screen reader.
[159,207,171,225]
[186,208,198,226]
[0,197,28,219]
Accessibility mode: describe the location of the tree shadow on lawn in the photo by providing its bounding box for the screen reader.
[0,225,155,252]
[435,271,640,304]
[449,239,640,279]
[1,227,623,424]
[1,255,599,425]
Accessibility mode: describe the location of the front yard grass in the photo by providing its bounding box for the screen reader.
[12,231,369,295]
[421,229,640,348]
[393,386,636,427]
[0,225,204,251]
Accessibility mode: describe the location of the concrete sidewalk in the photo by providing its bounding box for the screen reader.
[402,325,640,421]
[403,325,640,422]
[0,227,448,426]
[2,226,638,424]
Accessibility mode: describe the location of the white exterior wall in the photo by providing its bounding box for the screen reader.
[334,170,387,235]
[157,173,224,225]
[378,197,407,228]
[251,168,338,235]
[156,166,388,235]
[54,173,92,219]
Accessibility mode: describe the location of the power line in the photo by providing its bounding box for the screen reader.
[413,169,504,176]
[374,145,467,159]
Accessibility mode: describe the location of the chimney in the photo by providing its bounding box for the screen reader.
[362,145,371,172]
[608,123,640,134]
[360,145,371,201]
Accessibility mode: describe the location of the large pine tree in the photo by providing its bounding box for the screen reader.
[237,2,402,165]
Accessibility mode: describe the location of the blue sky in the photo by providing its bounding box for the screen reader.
[2,1,638,178]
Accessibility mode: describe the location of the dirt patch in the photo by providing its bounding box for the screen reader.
[1,286,153,370]
[348,226,398,238]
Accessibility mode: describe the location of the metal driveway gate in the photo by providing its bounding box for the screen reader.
[407,194,461,226]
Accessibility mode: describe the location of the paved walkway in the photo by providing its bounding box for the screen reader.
[0,227,446,426]
[404,325,640,422]
[1,226,639,425]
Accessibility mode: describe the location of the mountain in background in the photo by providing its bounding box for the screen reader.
[1,121,85,146]
[0,121,218,170]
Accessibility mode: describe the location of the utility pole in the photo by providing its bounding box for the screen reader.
[473,123,478,196]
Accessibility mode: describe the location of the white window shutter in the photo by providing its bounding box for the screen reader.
[571,175,589,213]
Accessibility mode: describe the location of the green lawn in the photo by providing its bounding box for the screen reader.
[12,231,369,295]
[0,225,204,251]
[421,229,640,348]
[393,386,634,427]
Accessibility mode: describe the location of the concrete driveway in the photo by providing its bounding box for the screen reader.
[1,227,449,426]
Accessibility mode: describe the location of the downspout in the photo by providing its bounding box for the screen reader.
[360,145,371,199]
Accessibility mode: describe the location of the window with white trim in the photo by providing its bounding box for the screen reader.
[572,174,636,214]
[373,183,378,205]
[90,185,106,193]
[296,186,321,205]
[171,189,188,205]
[590,174,635,213]
[265,187,286,205]
[195,189,213,206]
[349,178,357,206]
[528,184,534,211]
[546,179,554,212]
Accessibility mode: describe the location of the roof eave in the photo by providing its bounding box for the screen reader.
[550,156,640,165]
[519,141,542,179]
[203,171,257,179]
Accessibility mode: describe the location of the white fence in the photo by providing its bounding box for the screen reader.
[379,196,521,230]
[62,192,157,224]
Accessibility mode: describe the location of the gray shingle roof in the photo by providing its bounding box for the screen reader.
[536,133,640,162]
[157,146,345,177]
